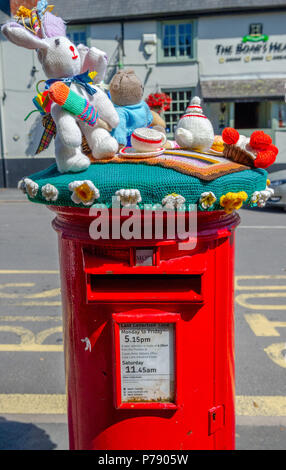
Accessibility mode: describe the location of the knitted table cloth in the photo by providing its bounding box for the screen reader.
[92,149,248,181]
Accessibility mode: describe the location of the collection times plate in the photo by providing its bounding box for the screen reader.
[119,323,175,403]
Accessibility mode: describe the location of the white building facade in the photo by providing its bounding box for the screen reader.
[0,0,286,186]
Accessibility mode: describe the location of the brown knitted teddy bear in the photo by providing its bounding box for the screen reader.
[109,69,167,147]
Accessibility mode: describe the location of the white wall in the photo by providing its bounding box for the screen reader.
[274,131,286,164]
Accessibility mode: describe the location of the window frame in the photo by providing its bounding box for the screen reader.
[161,87,195,137]
[157,19,197,64]
[249,23,263,36]
[66,25,90,47]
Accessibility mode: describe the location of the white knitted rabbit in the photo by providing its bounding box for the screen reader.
[1,15,119,173]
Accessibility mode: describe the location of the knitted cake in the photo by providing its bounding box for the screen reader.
[222,128,278,169]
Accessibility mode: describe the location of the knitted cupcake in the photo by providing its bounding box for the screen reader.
[222,128,278,169]
[175,97,214,152]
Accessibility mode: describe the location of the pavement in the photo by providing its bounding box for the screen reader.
[0,188,285,451]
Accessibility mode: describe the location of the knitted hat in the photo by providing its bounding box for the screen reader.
[14,1,65,39]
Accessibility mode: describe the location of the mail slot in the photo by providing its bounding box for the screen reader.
[86,274,203,303]
[51,207,240,450]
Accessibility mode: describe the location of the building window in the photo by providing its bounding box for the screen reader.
[278,102,286,128]
[162,89,193,135]
[66,26,87,46]
[158,21,195,62]
[234,101,271,129]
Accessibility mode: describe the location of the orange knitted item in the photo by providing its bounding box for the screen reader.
[48,81,69,106]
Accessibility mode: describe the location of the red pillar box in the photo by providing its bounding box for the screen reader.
[20,152,270,450]
[49,207,239,450]
[2,6,277,450]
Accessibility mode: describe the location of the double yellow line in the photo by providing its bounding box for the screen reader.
[0,394,285,416]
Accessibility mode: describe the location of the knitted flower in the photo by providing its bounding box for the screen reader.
[69,180,100,206]
[41,183,59,202]
[250,187,274,208]
[115,189,142,207]
[24,178,39,198]
[199,191,217,210]
[15,6,32,17]
[17,178,27,194]
[220,191,248,213]
[162,193,186,209]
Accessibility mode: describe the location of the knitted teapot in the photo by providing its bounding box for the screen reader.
[175,96,214,152]
[1,4,119,173]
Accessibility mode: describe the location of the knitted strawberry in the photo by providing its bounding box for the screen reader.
[249,131,278,168]
[249,130,272,151]
[222,127,240,145]
[253,143,278,169]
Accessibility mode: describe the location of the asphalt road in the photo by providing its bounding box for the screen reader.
[0,188,285,451]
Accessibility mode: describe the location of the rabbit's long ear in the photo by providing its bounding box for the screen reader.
[78,45,108,83]
[1,22,49,50]
[77,44,89,68]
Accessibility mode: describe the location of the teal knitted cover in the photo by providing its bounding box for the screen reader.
[22,162,268,211]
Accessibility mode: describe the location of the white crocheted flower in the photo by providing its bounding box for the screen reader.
[69,180,100,206]
[41,183,59,202]
[17,178,27,194]
[251,187,274,208]
[199,191,217,209]
[115,189,142,207]
[24,178,39,198]
[162,193,185,209]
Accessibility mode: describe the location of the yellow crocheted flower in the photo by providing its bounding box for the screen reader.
[69,180,100,206]
[220,191,248,214]
[75,184,94,203]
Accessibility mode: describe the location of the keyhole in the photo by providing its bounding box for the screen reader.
[212,412,216,421]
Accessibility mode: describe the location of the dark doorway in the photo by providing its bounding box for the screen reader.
[235,102,260,129]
